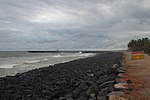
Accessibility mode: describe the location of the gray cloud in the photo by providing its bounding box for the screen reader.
[0,0,150,50]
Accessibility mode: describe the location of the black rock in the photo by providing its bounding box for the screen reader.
[89,97,97,100]
[96,75,109,84]
[0,52,123,99]
[76,96,87,100]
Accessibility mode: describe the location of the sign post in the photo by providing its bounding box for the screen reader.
[131,51,145,60]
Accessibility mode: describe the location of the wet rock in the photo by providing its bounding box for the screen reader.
[76,96,87,100]
[66,93,73,98]
[99,81,114,89]
[107,91,124,97]
[0,52,123,99]
[86,81,94,87]
[90,93,96,98]
[97,96,106,100]
[95,71,104,77]
[72,80,87,98]
[96,75,109,84]
[79,92,89,98]
[117,73,127,78]
[90,74,94,77]
[87,70,92,73]
[98,87,108,96]
[112,64,119,69]
[106,68,117,75]
[86,83,99,96]
[59,97,66,100]
[52,98,58,100]
[118,70,126,73]
[114,83,128,89]
[89,97,97,100]
[66,97,74,100]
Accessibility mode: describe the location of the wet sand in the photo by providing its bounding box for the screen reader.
[123,52,150,100]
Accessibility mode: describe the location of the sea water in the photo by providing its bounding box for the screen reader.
[0,51,94,77]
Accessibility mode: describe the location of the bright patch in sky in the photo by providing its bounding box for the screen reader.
[31,10,70,23]
[98,4,112,15]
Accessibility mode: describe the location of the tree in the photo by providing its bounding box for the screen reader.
[128,37,150,53]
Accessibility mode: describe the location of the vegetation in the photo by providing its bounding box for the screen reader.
[128,37,150,53]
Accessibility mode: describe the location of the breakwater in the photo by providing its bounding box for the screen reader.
[0,52,122,100]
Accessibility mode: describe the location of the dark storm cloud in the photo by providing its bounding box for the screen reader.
[0,0,150,50]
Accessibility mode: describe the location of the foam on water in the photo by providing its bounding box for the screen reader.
[52,54,63,57]
[23,60,41,64]
[0,64,20,68]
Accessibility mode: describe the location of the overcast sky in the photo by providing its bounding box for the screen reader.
[0,0,150,51]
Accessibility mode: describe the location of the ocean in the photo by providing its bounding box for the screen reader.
[0,51,94,77]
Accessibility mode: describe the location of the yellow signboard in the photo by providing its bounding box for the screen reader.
[131,51,145,60]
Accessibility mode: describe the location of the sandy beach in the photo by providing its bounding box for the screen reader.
[123,52,150,100]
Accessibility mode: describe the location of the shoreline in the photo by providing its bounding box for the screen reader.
[111,52,150,100]
[0,52,122,100]
[0,53,95,77]
[122,52,150,100]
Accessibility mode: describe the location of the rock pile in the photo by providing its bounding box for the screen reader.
[0,52,122,100]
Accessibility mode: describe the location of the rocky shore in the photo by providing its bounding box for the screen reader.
[0,52,122,100]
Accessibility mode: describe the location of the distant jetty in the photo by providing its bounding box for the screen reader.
[27,50,106,53]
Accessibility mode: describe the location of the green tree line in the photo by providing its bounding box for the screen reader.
[128,37,150,53]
